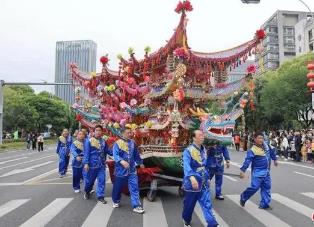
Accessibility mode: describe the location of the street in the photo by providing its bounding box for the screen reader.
[0,147,313,227]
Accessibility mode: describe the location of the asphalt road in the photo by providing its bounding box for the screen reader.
[0,146,313,227]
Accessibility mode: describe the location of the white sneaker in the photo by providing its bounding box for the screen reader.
[133,206,145,214]
[183,220,191,227]
[74,189,80,193]
[112,203,120,208]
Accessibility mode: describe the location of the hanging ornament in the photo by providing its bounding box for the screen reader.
[100,55,109,65]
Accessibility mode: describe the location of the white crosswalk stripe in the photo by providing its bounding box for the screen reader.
[301,192,314,199]
[81,197,113,227]
[227,194,291,227]
[272,193,314,221]
[0,192,313,226]
[143,197,168,227]
[19,198,73,227]
[0,199,29,218]
[195,203,230,227]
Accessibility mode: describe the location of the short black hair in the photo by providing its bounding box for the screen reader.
[192,130,197,139]
[254,131,264,138]
[94,125,103,130]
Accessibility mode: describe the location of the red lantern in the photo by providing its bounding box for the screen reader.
[307,63,314,71]
[307,81,314,89]
[100,56,109,65]
[307,72,314,79]
[307,62,314,92]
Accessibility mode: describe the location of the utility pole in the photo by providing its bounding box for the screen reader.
[0,81,71,145]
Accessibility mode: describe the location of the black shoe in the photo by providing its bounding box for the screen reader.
[215,195,225,200]
[97,198,107,204]
[83,192,90,200]
[240,199,245,207]
[259,206,273,210]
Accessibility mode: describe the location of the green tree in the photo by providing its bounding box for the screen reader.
[3,85,78,134]
[244,53,314,130]
[3,87,39,131]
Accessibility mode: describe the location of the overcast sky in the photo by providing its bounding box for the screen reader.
[0,0,314,93]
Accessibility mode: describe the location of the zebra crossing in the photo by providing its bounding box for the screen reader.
[0,192,313,227]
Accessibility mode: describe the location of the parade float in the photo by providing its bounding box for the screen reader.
[70,0,264,199]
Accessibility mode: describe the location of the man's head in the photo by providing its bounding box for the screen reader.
[62,129,69,137]
[77,130,85,141]
[81,128,88,137]
[192,130,204,146]
[122,128,133,140]
[254,132,264,146]
[94,125,103,138]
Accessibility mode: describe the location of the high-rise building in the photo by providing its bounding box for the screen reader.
[295,18,314,55]
[55,40,97,104]
[256,10,311,70]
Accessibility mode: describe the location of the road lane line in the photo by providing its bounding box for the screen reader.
[195,203,229,227]
[229,161,251,172]
[224,175,238,182]
[227,195,291,227]
[0,199,30,218]
[22,168,58,185]
[277,161,314,170]
[294,171,314,178]
[272,193,314,220]
[81,198,113,227]
[143,197,168,227]
[0,157,28,165]
[301,192,314,199]
[0,161,54,178]
[0,155,55,170]
[19,198,73,227]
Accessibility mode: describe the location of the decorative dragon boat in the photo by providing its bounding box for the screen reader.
[70,0,264,177]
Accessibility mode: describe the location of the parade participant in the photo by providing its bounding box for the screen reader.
[70,130,85,193]
[239,132,278,210]
[56,129,73,177]
[207,141,230,200]
[83,125,112,203]
[111,127,145,214]
[182,130,218,227]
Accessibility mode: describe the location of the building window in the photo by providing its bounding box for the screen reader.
[284,36,295,44]
[267,36,278,43]
[267,53,279,60]
[284,44,295,50]
[299,47,302,53]
[267,44,279,52]
[310,43,314,51]
[283,27,294,36]
[284,52,296,56]
[268,26,278,33]
[309,30,313,41]
[267,62,279,69]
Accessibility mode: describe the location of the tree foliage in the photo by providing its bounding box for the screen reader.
[3,86,78,133]
[244,53,314,130]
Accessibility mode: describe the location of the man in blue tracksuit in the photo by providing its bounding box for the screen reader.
[182,130,218,227]
[56,129,73,177]
[207,141,230,200]
[70,130,85,193]
[112,128,145,214]
[83,125,112,204]
[239,132,278,209]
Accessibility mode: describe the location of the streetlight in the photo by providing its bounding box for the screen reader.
[241,0,260,3]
